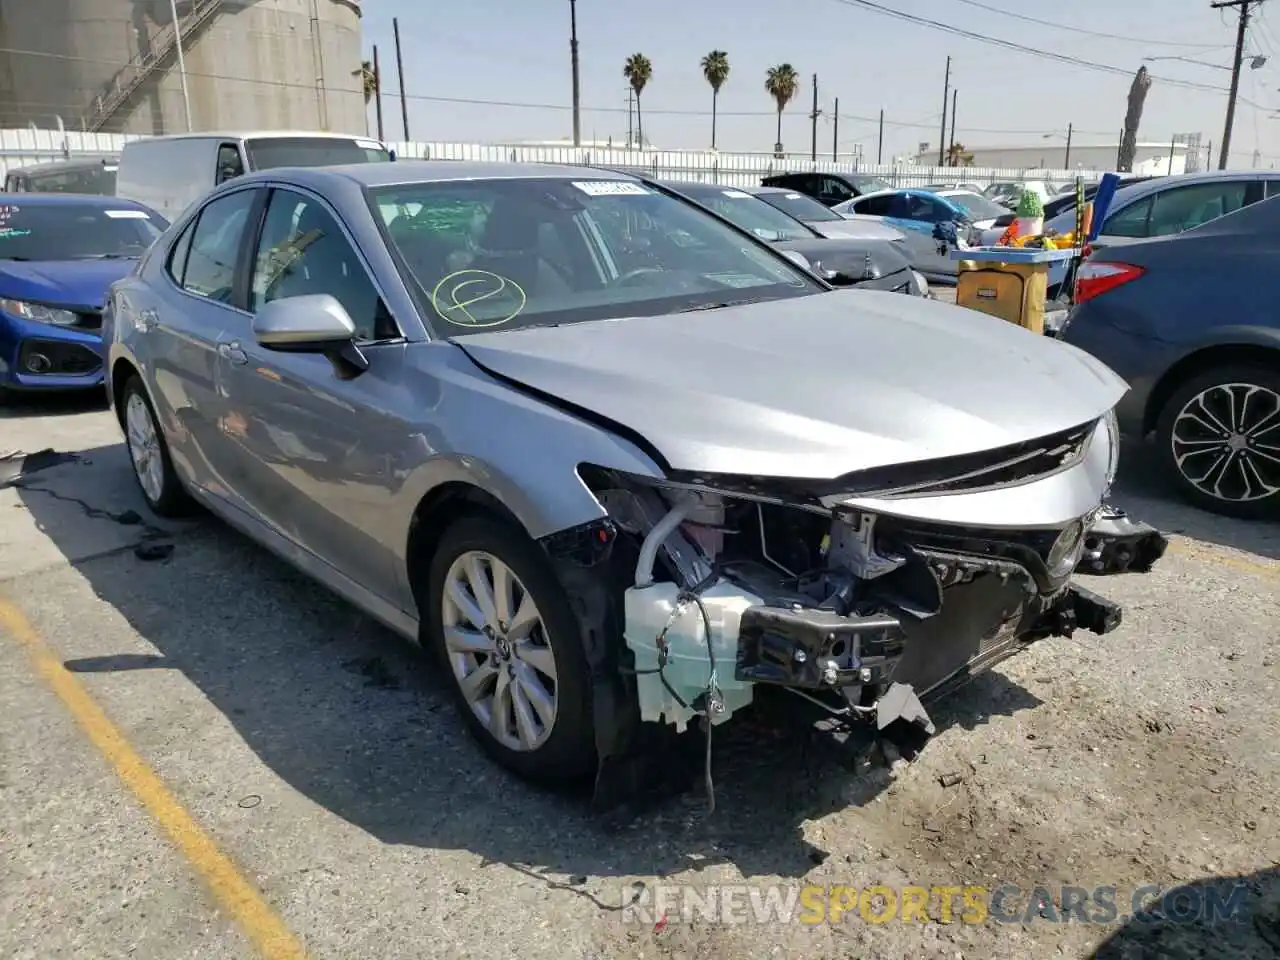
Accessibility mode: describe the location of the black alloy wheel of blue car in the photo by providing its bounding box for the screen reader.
[1155,364,1280,520]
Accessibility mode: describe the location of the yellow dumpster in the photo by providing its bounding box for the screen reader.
[950,248,1076,336]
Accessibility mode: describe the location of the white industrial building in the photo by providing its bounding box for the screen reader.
[913,141,1195,176]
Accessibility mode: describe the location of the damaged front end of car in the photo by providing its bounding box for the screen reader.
[545,412,1168,812]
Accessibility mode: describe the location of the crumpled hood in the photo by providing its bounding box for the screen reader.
[0,258,136,310]
[452,291,1128,479]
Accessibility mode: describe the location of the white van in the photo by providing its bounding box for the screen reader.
[115,130,394,223]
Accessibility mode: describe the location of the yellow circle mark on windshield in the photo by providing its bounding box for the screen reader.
[430,269,527,328]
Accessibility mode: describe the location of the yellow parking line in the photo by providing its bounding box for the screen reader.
[0,595,308,960]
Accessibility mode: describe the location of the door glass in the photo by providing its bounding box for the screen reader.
[250,188,397,341]
[819,177,854,203]
[165,219,196,286]
[1267,179,1280,199]
[1147,182,1247,236]
[1102,196,1154,238]
[183,189,256,302]
[216,144,245,184]
[858,195,894,217]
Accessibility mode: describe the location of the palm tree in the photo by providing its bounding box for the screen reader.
[623,53,653,148]
[945,141,974,166]
[701,50,730,150]
[765,63,799,156]
[1118,66,1151,173]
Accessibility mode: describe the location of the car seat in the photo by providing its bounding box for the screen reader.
[470,197,570,298]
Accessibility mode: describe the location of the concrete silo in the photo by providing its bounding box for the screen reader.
[0,0,368,136]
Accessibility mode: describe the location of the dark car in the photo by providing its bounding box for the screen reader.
[660,180,928,295]
[1041,175,1160,221]
[1059,195,1280,518]
[4,157,119,196]
[760,171,894,206]
[0,194,167,401]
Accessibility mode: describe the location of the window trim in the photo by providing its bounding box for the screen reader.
[246,181,405,345]
[159,184,264,316]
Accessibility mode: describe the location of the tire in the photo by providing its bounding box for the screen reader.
[422,514,596,784]
[1155,363,1280,520]
[120,375,196,518]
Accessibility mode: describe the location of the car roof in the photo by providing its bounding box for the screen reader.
[7,158,118,175]
[125,130,385,144]
[747,185,803,196]
[237,160,640,190]
[0,192,149,207]
[1106,168,1277,204]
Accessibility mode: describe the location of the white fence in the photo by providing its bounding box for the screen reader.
[0,127,1098,190]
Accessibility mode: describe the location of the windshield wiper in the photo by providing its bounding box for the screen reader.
[0,256,31,261]
[75,253,138,260]
[676,297,772,313]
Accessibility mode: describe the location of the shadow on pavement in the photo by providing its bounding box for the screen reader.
[24,442,1040,884]
[1089,866,1280,960]
[1110,437,1280,562]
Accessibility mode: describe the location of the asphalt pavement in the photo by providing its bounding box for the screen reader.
[2,391,1278,960]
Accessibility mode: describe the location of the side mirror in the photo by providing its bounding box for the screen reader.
[252,294,369,373]
[387,148,397,161]
[780,249,812,271]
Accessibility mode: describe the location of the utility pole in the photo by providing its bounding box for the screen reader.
[948,88,958,165]
[937,55,951,166]
[877,108,884,164]
[1206,139,1214,169]
[393,17,409,141]
[626,87,633,149]
[810,74,819,162]
[1211,0,1254,170]
[372,45,384,140]
[1064,122,1073,168]
[569,0,581,147]
[832,97,839,161]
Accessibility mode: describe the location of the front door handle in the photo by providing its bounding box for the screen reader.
[217,341,248,365]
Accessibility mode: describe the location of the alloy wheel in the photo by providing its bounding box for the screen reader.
[125,391,165,504]
[1170,382,1280,503]
[440,550,558,752]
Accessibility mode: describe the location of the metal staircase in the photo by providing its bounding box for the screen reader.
[82,0,224,133]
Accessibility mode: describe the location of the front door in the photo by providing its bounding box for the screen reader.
[215,185,407,603]
[145,186,261,506]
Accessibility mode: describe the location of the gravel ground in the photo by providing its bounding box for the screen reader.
[1,393,1278,960]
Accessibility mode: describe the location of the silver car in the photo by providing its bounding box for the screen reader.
[103,161,1167,799]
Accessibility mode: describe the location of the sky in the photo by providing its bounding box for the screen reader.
[358,0,1280,166]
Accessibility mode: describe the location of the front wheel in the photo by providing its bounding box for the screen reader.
[1155,363,1280,519]
[422,515,596,783]
[121,376,195,518]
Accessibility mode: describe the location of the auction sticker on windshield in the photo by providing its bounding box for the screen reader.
[104,210,150,219]
[570,181,650,196]
[722,190,752,199]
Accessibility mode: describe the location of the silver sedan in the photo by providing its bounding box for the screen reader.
[104,161,1166,799]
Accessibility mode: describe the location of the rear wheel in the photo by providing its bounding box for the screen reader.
[1155,364,1280,519]
[121,376,195,518]
[422,515,596,783]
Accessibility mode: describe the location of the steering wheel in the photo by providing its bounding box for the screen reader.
[613,266,667,287]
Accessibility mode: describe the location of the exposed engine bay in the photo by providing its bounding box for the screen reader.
[568,465,1168,808]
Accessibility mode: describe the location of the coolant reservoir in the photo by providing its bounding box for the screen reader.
[624,580,761,732]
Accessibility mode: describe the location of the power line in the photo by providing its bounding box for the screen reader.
[822,0,1273,106]
[950,0,1234,49]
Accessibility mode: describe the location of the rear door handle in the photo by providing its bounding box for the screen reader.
[217,341,248,365]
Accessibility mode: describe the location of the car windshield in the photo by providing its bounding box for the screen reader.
[244,136,391,169]
[756,190,843,222]
[677,186,814,241]
[372,177,822,335]
[9,165,117,196]
[0,202,164,260]
[852,176,893,193]
[943,192,1011,220]
[984,182,1020,198]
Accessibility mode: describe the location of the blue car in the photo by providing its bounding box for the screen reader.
[0,194,166,401]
